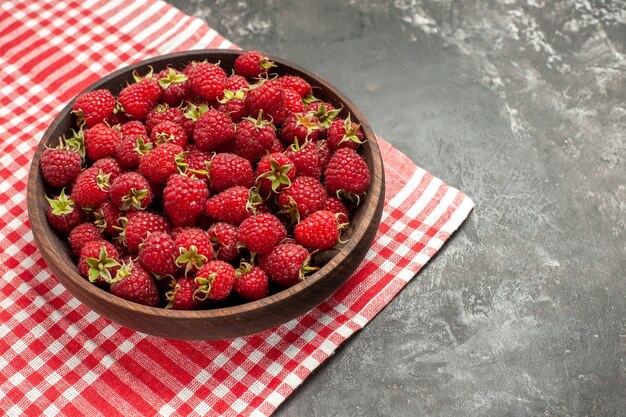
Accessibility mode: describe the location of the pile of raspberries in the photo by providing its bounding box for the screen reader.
[40,51,371,309]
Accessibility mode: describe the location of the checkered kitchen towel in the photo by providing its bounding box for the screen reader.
[0,0,474,416]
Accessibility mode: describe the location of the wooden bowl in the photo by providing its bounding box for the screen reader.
[27,50,385,340]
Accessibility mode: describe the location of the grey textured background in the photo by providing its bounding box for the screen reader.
[166,1,626,415]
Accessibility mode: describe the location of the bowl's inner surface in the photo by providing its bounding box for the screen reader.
[28,50,384,339]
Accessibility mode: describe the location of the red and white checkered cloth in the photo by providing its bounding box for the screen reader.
[0,0,474,415]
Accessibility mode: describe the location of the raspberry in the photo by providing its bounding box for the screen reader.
[174,228,214,275]
[72,167,111,209]
[186,61,227,102]
[234,262,269,301]
[119,211,171,253]
[138,231,178,276]
[109,172,153,211]
[166,276,203,310]
[208,153,253,193]
[234,51,275,78]
[69,222,101,257]
[279,76,312,97]
[45,189,83,235]
[233,115,276,163]
[162,173,210,227]
[40,148,82,188]
[92,157,122,182]
[254,153,295,194]
[110,261,160,306]
[204,186,255,225]
[327,115,364,151]
[207,222,239,262]
[237,213,287,255]
[138,143,184,184]
[145,104,184,134]
[277,176,327,223]
[78,240,120,285]
[157,68,191,106]
[194,260,236,301]
[150,121,187,148]
[257,243,316,288]
[72,89,116,127]
[193,109,235,152]
[85,123,122,161]
[294,210,341,251]
[118,72,161,119]
[324,148,371,199]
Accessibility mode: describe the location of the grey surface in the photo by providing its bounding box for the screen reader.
[167,0,626,415]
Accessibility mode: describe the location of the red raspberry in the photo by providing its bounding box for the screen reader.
[277,176,327,223]
[157,67,191,106]
[78,240,120,285]
[145,104,184,134]
[105,111,129,126]
[233,115,276,163]
[204,186,257,225]
[118,72,161,120]
[193,109,235,152]
[245,79,286,125]
[162,173,210,227]
[280,112,323,145]
[237,213,287,255]
[216,88,248,123]
[174,228,214,275]
[305,100,336,114]
[269,136,285,153]
[184,149,212,182]
[109,172,153,211]
[110,261,159,306]
[284,140,322,179]
[315,139,332,172]
[92,157,122,182]
[257,243,316,288]
[72,167,111,209]
[279,76,312,97]
[225,74,249,92]
[72,89,116,127]
[120,120,148,138]
[194,260,237,301]
[119,211,171,253]
[93,200,121,237]
[305,101,340,128]
[45,189,83,235]
[69,222,101,257]
[85,123,121,161]
[208,153,253,193]
[254,153,295,194]
[138,231,178,276]
[181,102,209,139]
[234,262,269,301]
[138,143,184,184]
[323,196,350,224]
[324,148,371,198]
[327,115,364,151]
[234,51,276,78]
[294,210,341,251]
[115,134,152,171]
[166,276,204,310]
[186,61,227,102]
[40,148,82,188]
[283,87,304,113]
[207,222,239,262]
[150,121,187,148]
